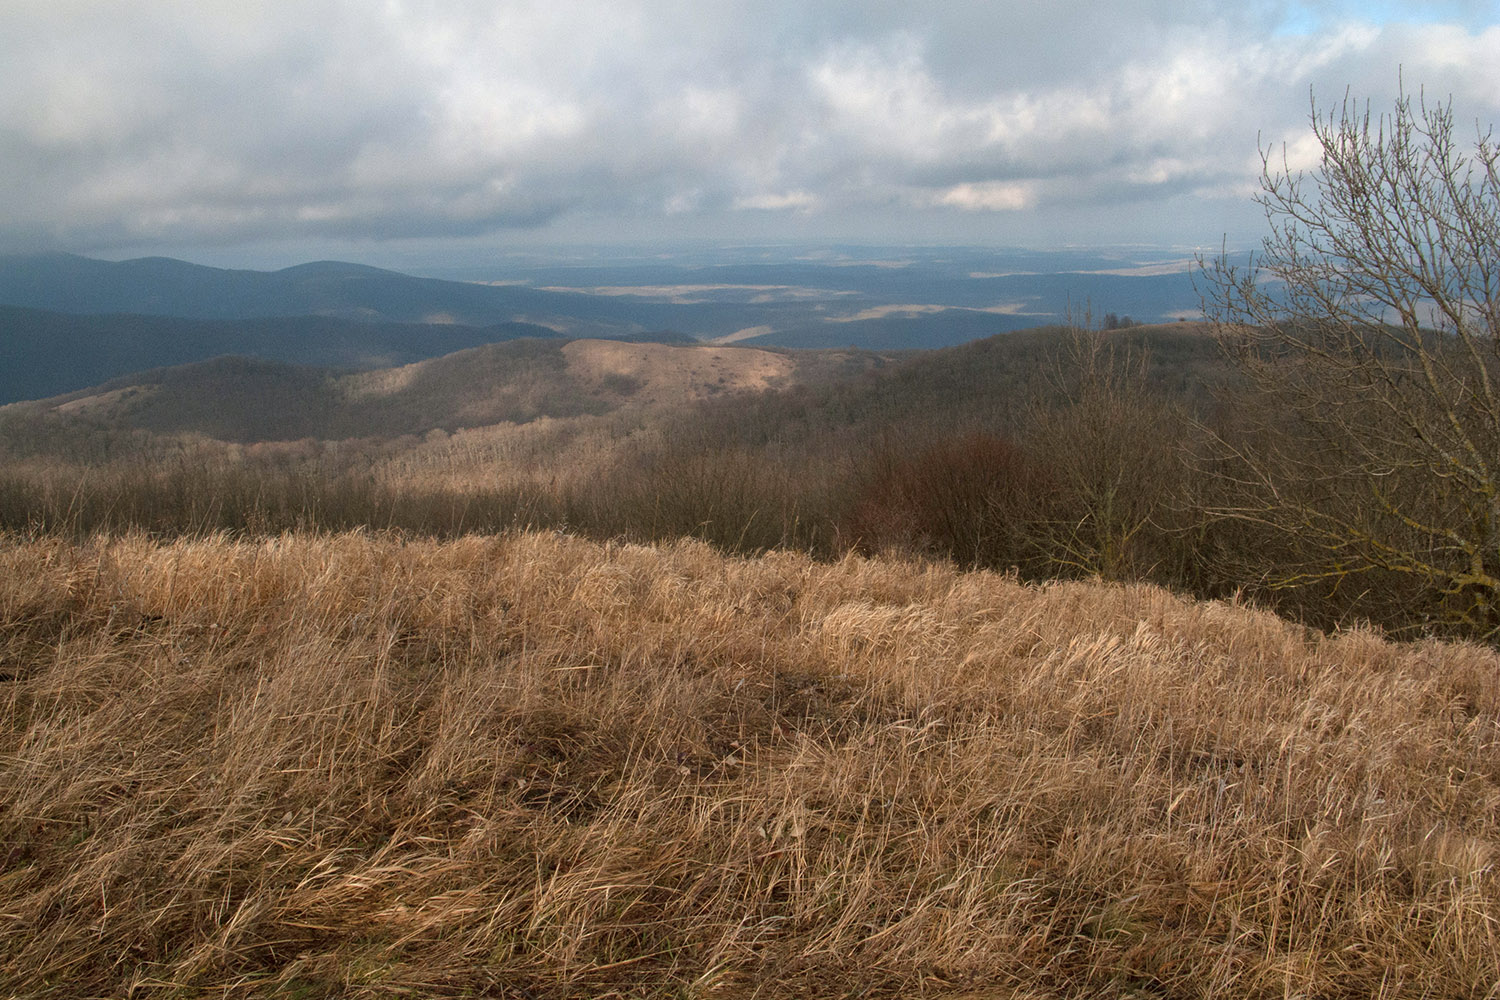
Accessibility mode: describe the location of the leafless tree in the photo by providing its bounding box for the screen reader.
[1023,324,1190,582]
[1201,88,1500,637]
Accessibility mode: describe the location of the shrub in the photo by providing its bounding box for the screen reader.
[843,430,1047,570]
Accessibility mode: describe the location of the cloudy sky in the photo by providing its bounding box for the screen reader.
[3,0,1498,265]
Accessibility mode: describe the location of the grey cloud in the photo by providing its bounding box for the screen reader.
[1,1,1497,254]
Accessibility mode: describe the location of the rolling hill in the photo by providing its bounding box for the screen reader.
[9,338,810,442]
[3,321,1226,449]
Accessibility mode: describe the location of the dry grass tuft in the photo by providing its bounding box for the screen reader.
[2,531,1497,997]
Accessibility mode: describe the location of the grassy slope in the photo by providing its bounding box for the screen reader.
[2,531,1496,998]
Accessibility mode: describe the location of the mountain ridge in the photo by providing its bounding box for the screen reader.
[0,303,564,404]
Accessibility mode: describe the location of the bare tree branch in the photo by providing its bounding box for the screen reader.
[1200,86,1500,639]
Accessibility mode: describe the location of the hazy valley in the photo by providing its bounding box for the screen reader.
[0,247,1202,403]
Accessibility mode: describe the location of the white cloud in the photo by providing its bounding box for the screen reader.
[733,191,821,212]
[930,181,1036,212]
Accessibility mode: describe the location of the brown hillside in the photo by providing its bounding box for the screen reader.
[561,338,795,404]
[12,338,804,444]
[2,531,1496,997]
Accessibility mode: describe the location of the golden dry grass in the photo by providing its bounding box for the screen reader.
[1,531,1497,998]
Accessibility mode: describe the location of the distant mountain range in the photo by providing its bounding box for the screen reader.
[0,250,1204,405]
[0,305,568,405]
[0,253,621,325]
[0,254,712,404]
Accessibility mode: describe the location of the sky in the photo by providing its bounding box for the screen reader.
[3,0,1498,267]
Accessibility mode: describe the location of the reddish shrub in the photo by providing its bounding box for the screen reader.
[843,431,1048,569]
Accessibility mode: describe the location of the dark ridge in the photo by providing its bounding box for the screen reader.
[0,304,562,404]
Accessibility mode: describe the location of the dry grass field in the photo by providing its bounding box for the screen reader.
[2,530,1498,998]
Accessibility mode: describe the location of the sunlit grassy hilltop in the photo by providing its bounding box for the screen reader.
[3,530,1496,997]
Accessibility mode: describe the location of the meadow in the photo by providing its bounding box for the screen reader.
[3,529,1496,997]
